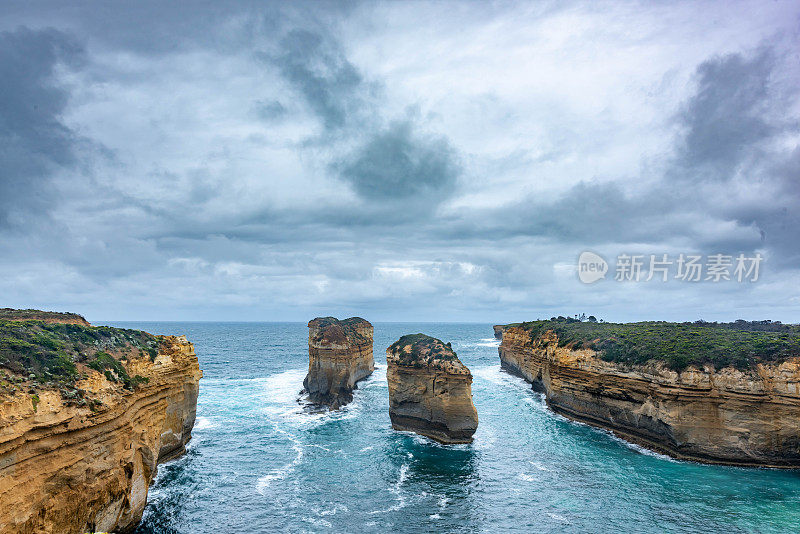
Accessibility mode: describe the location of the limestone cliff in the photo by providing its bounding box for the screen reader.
[387,334,478,444]
[303,317,374,409]
[499,325,800,467]
[492,325,505,340]
[0,316,202,533]
[493,324,517,340]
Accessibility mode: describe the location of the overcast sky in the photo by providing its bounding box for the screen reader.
[1,0,798,323]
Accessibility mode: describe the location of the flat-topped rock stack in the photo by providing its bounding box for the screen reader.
[303,316,374,409]
[386,334,478,444]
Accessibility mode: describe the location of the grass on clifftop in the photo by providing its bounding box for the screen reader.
[512,318,800,371]
[0,308,89,323]
[0,320,158,388]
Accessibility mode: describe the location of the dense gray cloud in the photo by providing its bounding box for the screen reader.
[0,27,86,227]
[272,29,364,132]
[254,100,287,121]
[3,1,254,55]
[270,26,461,205]
[0,1,798,322]
[682,49,800,268]
[454,45,798,264]
[337,120,460,201]
[676,48,777,176]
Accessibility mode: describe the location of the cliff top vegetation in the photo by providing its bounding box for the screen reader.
[388,333,459,367]
[0,308,90,325]
[0,318,158,390]
[509,318,800,371]
[309,316,372,345]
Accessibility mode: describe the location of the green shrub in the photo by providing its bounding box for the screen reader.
[512,318,800,371]
[389,333,458,365]
[87,351,149,389]
[0,320,160,387]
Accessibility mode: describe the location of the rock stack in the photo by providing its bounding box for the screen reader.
[303,317,374,409]
[386,334,478,444]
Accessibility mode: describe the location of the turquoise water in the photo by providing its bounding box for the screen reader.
[103,322,800,533]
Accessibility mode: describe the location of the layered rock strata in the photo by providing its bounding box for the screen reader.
[0,322,201,533]
[387,334,478,444]
[499,326,800,467]
[303,317,374,409]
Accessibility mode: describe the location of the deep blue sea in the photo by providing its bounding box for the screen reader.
[101,322,800,533]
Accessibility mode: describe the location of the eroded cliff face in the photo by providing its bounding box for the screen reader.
[303,317,374,409]
[387,334,478,444]
[499,326,800,467]
[0,335,202,533]
[492,325,505,340]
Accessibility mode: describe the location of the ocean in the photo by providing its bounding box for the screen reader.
[101,322,800,533]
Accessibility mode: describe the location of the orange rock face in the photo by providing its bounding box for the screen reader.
[387,334,478,444]
[499,326,800,467]
[303,317,374,409]
[0,335,202,533]
[492,324,511,340]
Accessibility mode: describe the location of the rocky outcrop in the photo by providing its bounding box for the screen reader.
[493,323,524,340]
[303,317,374,409]
[499,326,800,467]
[0,330,201,533]
[0,308,90,326]
[387,334,478,444]
[493,324,517,340]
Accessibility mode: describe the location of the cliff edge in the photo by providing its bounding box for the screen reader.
[387,334,478,444]
[303,317,374,409]
[498,319,800,467]
[0,311,202,533]
[0,308,90,326]
[492,324,518,340]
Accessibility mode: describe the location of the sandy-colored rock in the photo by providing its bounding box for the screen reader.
[303,317,374,409]
[499,326,800,467]
[0,335,202,533]
[387,334,478,444]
